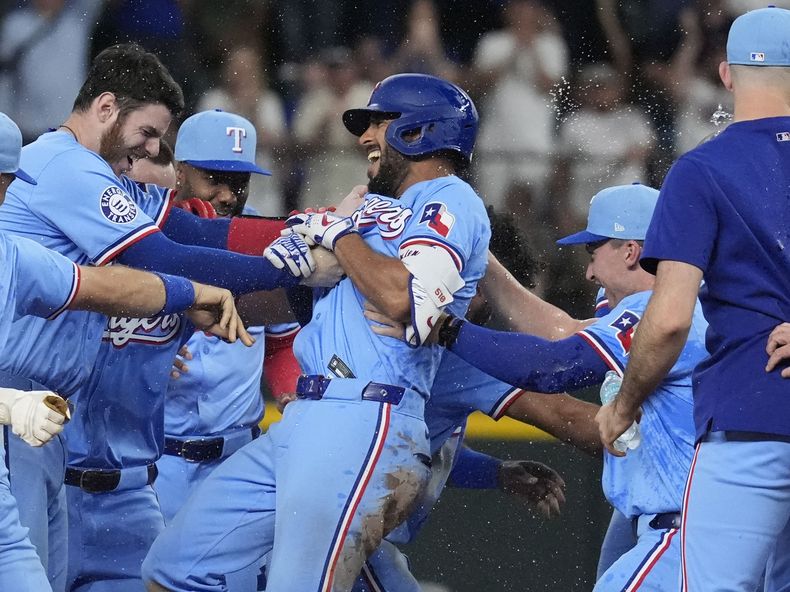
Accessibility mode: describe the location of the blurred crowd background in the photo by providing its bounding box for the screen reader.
[0,0,782,316]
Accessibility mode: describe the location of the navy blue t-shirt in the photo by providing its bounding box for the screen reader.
[642,116,790,439]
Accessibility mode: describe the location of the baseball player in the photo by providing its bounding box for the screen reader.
[0,44,324,592]
[0,112,247,592]
[143,73,490,592]
[153,110,270,527]
[596,7,790,590]
[415,183,709,590]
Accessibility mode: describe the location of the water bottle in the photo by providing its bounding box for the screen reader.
[599,371,641,453]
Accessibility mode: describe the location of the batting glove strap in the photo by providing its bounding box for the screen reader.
[263,233,316,279]
[436,314,465,349]
[285,212,357,251]
[0,388,70,447]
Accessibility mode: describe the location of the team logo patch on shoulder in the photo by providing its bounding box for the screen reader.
[609,310,640,354]
[99,186,138,224]
[419,202,455,238]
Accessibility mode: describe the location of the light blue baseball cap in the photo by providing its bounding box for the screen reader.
[174,109,271,175]
[726,6,790,67]
[556,183,659,245]
[0,112,35,185]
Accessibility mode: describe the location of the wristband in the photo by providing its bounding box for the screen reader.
[437,314,465,349]
[450,447,502,489]
[153,272,196,316]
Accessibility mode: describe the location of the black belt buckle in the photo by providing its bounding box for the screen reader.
[361,382,406,405]
[178,438,224,462]
[296,375,329,400]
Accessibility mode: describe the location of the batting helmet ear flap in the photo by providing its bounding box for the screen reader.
[343,73,479,165]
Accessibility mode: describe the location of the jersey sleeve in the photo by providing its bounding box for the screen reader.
[397,179,488,273]
[29,151,161,266]
[641,156,718,274]
[576,299,644,377]
[119,176,176,229]
[6,235,80,320]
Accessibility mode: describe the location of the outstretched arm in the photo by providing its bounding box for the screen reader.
[505,391,602,456]
[481,253,591,339]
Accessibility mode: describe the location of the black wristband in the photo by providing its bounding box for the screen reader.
[437,314,465,349]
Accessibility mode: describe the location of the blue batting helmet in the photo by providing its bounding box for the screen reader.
[343,73,479,165]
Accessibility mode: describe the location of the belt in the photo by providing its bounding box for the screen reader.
[163,425,261,462]
[64,463,158,494]
[649,512,681,530]
[296,374,406,406]
[716,430,790,444]
[634,511,681,534]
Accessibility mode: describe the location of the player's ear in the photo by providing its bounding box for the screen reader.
[719,61,733,91]
[624,240,641,266]
[94,92,119,124]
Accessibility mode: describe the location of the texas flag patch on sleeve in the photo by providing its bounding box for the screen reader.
[419,202,455,237]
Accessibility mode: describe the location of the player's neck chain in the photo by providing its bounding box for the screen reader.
[58,124,79,142]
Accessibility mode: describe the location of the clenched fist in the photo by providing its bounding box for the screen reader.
[0,388,71,447]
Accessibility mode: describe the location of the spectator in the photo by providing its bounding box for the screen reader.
[472,0,568,211]
[292,47,371,207]
[0,0,103,142]
[198,45,288,215]
[390,0,458,80]
[552,63,654,235]
[670,5,734,154]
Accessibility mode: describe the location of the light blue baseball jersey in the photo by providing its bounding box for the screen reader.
[0,232,79,346]
[0,130,173,395]
[64,186,188,469]
[577,290,709,518]
[164,326,266,436]
[294,176,490,398]
[0,234,80,591]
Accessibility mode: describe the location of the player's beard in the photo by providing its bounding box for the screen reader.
[367,145,410,198]
[99,115,145,175]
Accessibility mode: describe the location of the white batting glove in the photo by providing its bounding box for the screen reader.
[0,388,71,447]
[264,233,316,279]
[285,212,357,251]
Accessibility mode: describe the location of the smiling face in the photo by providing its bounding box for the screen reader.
[176,163,251,217]
[100,103,172,177]
[585,239,638,307]
[359,117,411,198]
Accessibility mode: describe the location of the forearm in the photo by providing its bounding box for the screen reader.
[482,253,586,339]
[118,231,297,295]
[448,323,608,393]
[449,446,501,489]
[507,392,602,456]
[162,207,286,255]
[334,233,411,321]
[616,261,699,415]
[73,265,166,317]
[73,266,198,318]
